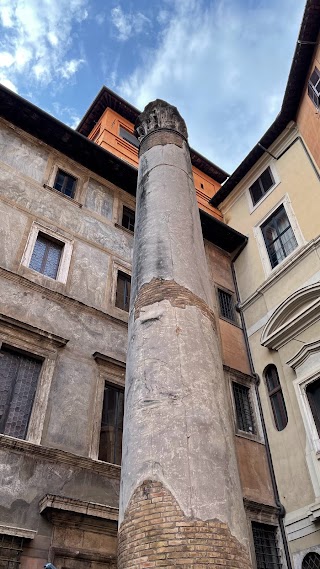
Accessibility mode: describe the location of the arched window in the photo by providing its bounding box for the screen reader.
[302,551,320,569]
[264,365,288,431]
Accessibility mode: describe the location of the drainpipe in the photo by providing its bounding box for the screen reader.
[231,245,293,569]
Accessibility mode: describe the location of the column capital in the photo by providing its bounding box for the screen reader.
[134,99,188,143]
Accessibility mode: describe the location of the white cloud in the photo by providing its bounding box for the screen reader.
[0,77,17,92]
[111,5,151,41]
[118,0,305,172]
[0,0,88,91]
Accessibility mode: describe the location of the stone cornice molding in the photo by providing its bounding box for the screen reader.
[39,494,119,521]
[0,266,128,329]
[135,99,188,142]
[0,434,120,478]
[261,282,320,350]
[0,312,68,347]
[286,340,320,370]
[239,236,320,312]
[0,524,36,539]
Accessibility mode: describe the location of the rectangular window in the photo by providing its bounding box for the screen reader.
[252,522,282,569]
[115,272,131,312]
[306,379,320,437]
[308,67,320,108]
[29,233,63,279]
[261,205,298,269]
[0,534,24,569]
[249,167,275,206]
[122,206,135,232]
[0,347,42,440]
[53,169,77,198]
[98,383,124,465]
[119,126,139,149]
[232,382,255,434]
[218,289,236,323]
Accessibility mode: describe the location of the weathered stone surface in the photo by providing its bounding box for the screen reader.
[0,122,49,182]
[135,99,188,141]
[119,99,252,566]
[85,178,113,219]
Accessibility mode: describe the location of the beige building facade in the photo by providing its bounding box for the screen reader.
[212,2,320,567]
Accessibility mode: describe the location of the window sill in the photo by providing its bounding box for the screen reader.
[219,315,241,329]
[43,184,82,208]
[115,223,134,236]
[235,431,264,444]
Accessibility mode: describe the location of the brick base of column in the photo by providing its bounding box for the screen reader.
[118,480,252,568]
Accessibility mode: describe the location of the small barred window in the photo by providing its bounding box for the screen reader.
[217,289,236,323]
[0,534,24,569]
[232,382,255,434]
[302,552,320,569]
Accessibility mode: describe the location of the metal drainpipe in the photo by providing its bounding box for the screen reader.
[231,245,293,569]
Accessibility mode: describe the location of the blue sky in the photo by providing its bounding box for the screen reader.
[0,0,306,173]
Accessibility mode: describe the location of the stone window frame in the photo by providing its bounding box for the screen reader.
[0,313,68,445]
[253,194,305,278]
[225,367,264,443]
[244,500,287,569]
[215,285,240,327]
[246,161,280,213]
[294,369,320,455]
[110,260,131,318]
[46,162,83,202]
[89,352,125,462]
[21,222,73,285]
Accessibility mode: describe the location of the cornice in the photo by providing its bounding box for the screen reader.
[0,312,68,346]
[261,282,320,350]
[39,494,119,521]
[0,435,121,479]
[0,266,128,329]
[286,340,320,369]
[0,524,36,539]
[240,235,320,311]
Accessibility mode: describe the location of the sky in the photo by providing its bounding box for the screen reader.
[0,0,306,174]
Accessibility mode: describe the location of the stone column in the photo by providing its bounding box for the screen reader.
[118,100,252,569]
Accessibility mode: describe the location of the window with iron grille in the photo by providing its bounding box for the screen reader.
[53,169,77,198]
[232,382,255,434]
[308,67,320,108]
[115,272,131,312]
[306,379,320,438]
[265,365,288,431]
[119,126,139,149]
[29,233,63,279]
[261,205,298,269]
[252,522,282,569]
[122,206,135,232]
[0,534,24,569]
[249,167,275,206]
[217,289,236,323]
[0,347,42,440]
[99,383,124,465]
[302,552,320,569]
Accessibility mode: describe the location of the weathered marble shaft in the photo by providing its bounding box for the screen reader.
[118,100,252,568]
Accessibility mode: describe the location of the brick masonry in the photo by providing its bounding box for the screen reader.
[117,480,252,568]
[134,278,216,327]
[139,130,185,156]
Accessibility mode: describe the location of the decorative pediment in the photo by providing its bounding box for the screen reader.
[261,283,320,350]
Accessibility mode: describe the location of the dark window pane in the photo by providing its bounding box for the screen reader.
[232,383,255,434]
[0,347,42,440]
[119,126,139,148]
[249,167,274,206]
[0,534,24,569]
[122,207,135,232]
[53,169,76,198]
[116,272,131,312]
[302,552,320,569]
[218,289,236,322]
[308,68,320,108]
[306,379,320,437]
[265,365,288,431]
[29,234,63,279]
[99,384,124,465]
[261,205,297,268]
[260,168,274,192]
[252,522,282,569]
